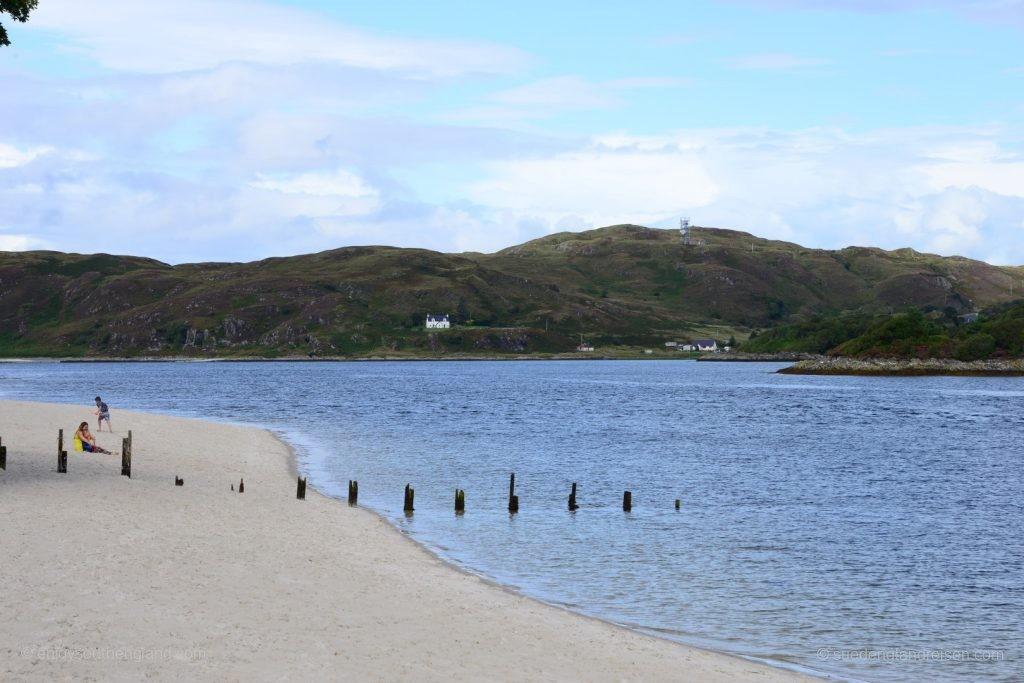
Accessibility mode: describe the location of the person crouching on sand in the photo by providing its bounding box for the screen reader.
[75,422,112,455]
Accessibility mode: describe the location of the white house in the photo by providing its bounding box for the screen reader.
[425,314,450,329]
[693,338,718,352]
[664,341,678,347]
[679,344,695,351]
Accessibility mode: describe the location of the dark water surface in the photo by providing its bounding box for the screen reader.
[1,360,1021,682]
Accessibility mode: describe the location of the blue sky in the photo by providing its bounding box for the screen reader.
[1,0,1023,263]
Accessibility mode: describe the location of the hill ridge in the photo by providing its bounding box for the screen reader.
[1,225,1021,357]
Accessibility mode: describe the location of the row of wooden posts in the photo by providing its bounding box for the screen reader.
[0,443,682,513]
[396,474,681,513]
[231,473,682,512]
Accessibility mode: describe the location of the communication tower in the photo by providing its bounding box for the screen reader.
[680,217,691,245]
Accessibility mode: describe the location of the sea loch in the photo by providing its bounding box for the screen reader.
[1,359,1020,682]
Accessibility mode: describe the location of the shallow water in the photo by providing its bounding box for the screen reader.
[1,360,1021,682]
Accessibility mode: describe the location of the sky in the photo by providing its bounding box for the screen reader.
[1,0,1023,264]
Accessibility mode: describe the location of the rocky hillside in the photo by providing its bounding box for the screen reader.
[1,225,1021,357]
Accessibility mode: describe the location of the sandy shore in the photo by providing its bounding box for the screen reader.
[0,400,819,682]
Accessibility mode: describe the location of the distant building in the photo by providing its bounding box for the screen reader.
[693,338,718,352]
[425,314,450,329]
[577,343,594,352]
[958,312,979,324]
[664,341,678,347]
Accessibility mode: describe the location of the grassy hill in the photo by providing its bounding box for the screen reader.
[1,225,1021,357]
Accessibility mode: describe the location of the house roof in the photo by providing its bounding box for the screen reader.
[693,338,716,346]
[426,314,449,320]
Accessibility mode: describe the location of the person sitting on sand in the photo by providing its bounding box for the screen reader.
[75,422,112,455]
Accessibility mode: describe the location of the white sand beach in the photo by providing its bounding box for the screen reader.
[0,400,818,682]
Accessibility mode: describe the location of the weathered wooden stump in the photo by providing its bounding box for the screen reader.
[348,480,358,506]
[454,488,465,514]
[57,429,67,474]
[120,437,131,478]
[238,478,244,493]
[508,472,519,514]
[296,476,307,500]
[174,476,184,486]
[403,484,415,513]
[622,490,632,512]
[0,436,6,470]
[568,482,578,511]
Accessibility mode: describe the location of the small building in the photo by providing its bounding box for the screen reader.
[664,341,678,347]
[958,312,979,324]
[425,314,450,329]
[577,343,594,352]
[679,344,695,352]
[693,338,718,352]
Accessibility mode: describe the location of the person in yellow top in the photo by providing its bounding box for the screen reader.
[74,422,112,454]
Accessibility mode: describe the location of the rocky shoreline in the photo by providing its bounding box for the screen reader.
[780,357,1024,376]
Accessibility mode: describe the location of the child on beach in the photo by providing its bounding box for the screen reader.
[94,396,112,432]
[75,422,113,454]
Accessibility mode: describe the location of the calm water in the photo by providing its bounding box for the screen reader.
[1,360,1021,682]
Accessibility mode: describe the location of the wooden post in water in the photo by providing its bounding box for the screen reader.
[238,478,244,493]
[403,484,415,513]
[454,488,465,514]
[348,480,358,506]
[296,476,307,500]
[622,490,632,512]
[57,429,67,473]
[568,482,578,511]
[0,436,6,470]
[508,472,519,514]
[675,499,680,510]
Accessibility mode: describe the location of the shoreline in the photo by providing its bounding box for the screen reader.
[0,400,821,681]
[780,357,1024,376]
[2,355,705,363]
[266,428,832,682]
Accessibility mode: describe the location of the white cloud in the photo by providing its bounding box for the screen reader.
[0,234,51,251]
[491,76,620,109]
[5,124,1024,264]
[251,169,377,198]
[469,150,719,225]
[0,143,54,168]
[454,74,693,123]
[725,53,831,70]
[459,125,1024,263]
[29,0,528,77]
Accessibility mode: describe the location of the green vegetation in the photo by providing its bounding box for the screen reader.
[1,225,1022,358]
[743,302,1024,360]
